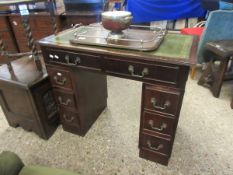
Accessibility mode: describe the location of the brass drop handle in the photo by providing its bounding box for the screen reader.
[151,98,170,110]
[58,96,71,106]
[147,140,163,151]
[63,114,74,122]
[54,76,67,86]
[128,65,149,78]
[148,120,167,131]
[65,54,81,66]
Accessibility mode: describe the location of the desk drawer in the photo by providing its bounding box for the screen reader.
[105,57,180,85]
[143,85,181,117]
[53,90,77,110]
[142,111,175,138]
[60,108,80,127]
[140,133,171,156]
[44,49,102,71]
[47,66,73,91]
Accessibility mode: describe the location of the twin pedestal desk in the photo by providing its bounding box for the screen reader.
[38,29,198,165]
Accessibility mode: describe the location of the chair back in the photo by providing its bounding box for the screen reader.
[197,10,233,63]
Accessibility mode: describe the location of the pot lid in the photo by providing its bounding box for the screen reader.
[102,11,131,18]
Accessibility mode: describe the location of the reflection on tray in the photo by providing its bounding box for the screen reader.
[69,23,167,51]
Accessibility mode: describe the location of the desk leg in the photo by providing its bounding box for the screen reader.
[138,83,185,165]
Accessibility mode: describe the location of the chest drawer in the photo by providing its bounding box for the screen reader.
[60,108,80,127]
[53,90,77,110]
[140,133,172,156]
[47,66,73,91]
[143,85,182,117]
[44,49,102,71]
[105,57,180,85]
[142,111,175,138]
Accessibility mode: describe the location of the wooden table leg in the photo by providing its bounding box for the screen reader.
[190,65,196,79]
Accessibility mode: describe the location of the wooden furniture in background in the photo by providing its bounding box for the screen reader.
[0,57,59,139]
[198,40,233,98]
[231,97,233,109]
[0,15,18,64]
[38,29,198,165]
[60,11,101,28]
[8,13,63,53]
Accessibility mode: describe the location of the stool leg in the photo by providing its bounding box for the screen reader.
[198,61,214,86]
[231,97,233,109]
[210,58,229,98]
[190,65,196,79]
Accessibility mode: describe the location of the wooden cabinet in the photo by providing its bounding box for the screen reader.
[0,58,59,139]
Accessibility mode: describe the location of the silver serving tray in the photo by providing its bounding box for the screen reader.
[69,24,167,51]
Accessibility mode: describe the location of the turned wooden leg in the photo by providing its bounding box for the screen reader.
[210,59,229,98]
[190,65,196,79]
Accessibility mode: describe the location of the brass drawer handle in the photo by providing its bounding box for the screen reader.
[151,98,170,110]
[65,54,81,66]
[63,114,75,122]
[147,140,163,151]
[54,76,67,86]
[148,120,167,131]
[128,65,149,78]
[58,96,71,106]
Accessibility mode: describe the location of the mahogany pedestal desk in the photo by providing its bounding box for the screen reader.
[38,29,198,165]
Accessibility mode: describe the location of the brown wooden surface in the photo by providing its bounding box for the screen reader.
[0,16,18,64]
[46,63,107,136]
[0,57,59,139]
[198,40,233,98]
[39,29,197,165]
[8,13,63,53]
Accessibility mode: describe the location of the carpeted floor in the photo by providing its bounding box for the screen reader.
[0,71,233,175]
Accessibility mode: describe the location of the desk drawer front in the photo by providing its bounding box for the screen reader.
[140,133,171,156]
[143,85,181,117]
[142,111,175,138]
[60,108,80,127]
[53,90,77,110]
[47,67,73,90]
[105,57,179,85]
[44,49,102,70]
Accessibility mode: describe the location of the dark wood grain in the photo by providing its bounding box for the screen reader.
[0,57,59,139]
[39,29,198,165]
[46,63,107,136]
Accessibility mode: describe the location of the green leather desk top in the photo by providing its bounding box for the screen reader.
[39,27,198,66]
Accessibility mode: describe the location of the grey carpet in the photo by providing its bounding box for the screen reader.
[0,71,233,175]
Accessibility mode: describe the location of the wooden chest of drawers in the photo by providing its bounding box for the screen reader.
[46,63,107,136]
[139,84,184,165]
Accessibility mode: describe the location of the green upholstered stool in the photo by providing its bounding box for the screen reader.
[0,151,79,175]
